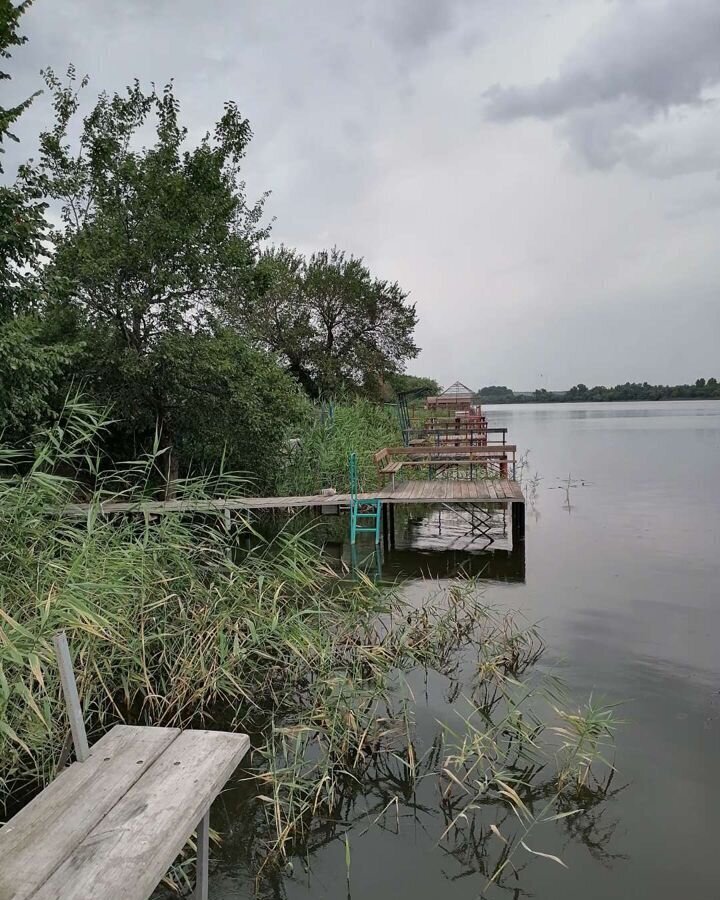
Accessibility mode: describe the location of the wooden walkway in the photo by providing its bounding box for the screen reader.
[63,478,525,516]
[0,725,249,900]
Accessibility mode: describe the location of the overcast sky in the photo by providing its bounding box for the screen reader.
[6,0,720,389]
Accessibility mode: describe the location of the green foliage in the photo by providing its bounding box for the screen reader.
[32,70,267,346]
[1,0,46,312]
[279,398,401,495]
[0,314,79,435]
[0,1,77,432]
[153,329,310,492]
[0,0,38,163]
[383,372,440,399]
[1,21,422,491]
[71,327,309,492]
[16,70,297,479]
[563,379,720,401]
[476,385,516,402]
[233,246,419,399]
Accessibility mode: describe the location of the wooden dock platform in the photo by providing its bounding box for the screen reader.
[63,478,525,517]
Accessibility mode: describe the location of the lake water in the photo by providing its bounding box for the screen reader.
[211,401,720,899]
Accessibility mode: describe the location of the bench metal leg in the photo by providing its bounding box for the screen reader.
[195,810,210,900]
[53,632,90,763]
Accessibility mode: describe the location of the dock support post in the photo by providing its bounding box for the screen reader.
[53,632,89,763]
[223,508,232,560]
[511,502,525,546]
[389,503,396,549]
[382,503,389,552]
[195,809,210,900]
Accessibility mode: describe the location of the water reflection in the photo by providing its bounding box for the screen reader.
[332,504,526,585]
[342,542,526,584]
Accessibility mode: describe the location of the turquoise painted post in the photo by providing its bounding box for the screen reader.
[349,452,382,544]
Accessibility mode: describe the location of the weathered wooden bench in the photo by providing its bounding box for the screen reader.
[373,448,403,488]
[0,635,250,900]
[375,445,517,484]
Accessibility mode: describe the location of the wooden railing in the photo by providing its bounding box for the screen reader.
[375,444,517,483]
[403,426,508,447]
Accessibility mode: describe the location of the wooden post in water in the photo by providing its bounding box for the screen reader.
[382,503,390,552]
[511,501,525,546]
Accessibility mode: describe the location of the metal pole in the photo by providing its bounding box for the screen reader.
[53,631,90,763]
[195,809,210,900]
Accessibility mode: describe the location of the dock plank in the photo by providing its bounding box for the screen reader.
[32,729,250,900]
[0,725,179,900]
[62,479,525,517]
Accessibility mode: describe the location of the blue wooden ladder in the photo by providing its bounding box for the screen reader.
[349,451,382,544]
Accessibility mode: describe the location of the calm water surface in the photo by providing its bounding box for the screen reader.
[212,401,720,899]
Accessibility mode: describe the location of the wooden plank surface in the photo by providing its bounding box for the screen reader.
[32,730,250,900]
[62,479,524,516]
[0,725,179,900]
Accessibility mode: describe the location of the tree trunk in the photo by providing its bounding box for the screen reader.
[288,360,319,398]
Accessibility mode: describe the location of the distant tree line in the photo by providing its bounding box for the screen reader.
[0,3,419,490]
[476,379,720,404]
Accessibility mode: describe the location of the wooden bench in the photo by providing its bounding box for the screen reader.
[375,445,517,484]
[0,635,249,900]
[373,448,403,488]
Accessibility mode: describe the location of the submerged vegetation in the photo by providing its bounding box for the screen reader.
[0,403,618,894]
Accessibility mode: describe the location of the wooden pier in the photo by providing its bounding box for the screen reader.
[63,478,524,513]
[63,478,526,548]
[61,379,527,545]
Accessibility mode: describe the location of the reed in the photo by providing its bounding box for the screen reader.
[280,398,401,495]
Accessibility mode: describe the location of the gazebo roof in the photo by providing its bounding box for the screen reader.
[439,381,475,398]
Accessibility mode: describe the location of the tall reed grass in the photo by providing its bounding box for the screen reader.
[280,398,401,495]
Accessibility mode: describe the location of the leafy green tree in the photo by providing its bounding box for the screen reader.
[0,0,77,435]
[384,373,440,399]
[234,246,419,399]
[477,385,516,402]
[152,329,309,491]
[26,71,272,479]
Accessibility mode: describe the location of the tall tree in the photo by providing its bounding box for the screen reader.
[234,246,419,399]
[26,71,273,479]
[0,1,76,435]
[384,373,440,400]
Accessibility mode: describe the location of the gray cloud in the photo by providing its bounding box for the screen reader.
[486,0,720,176]
[379,0,465,52]
[3,0,720,388]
